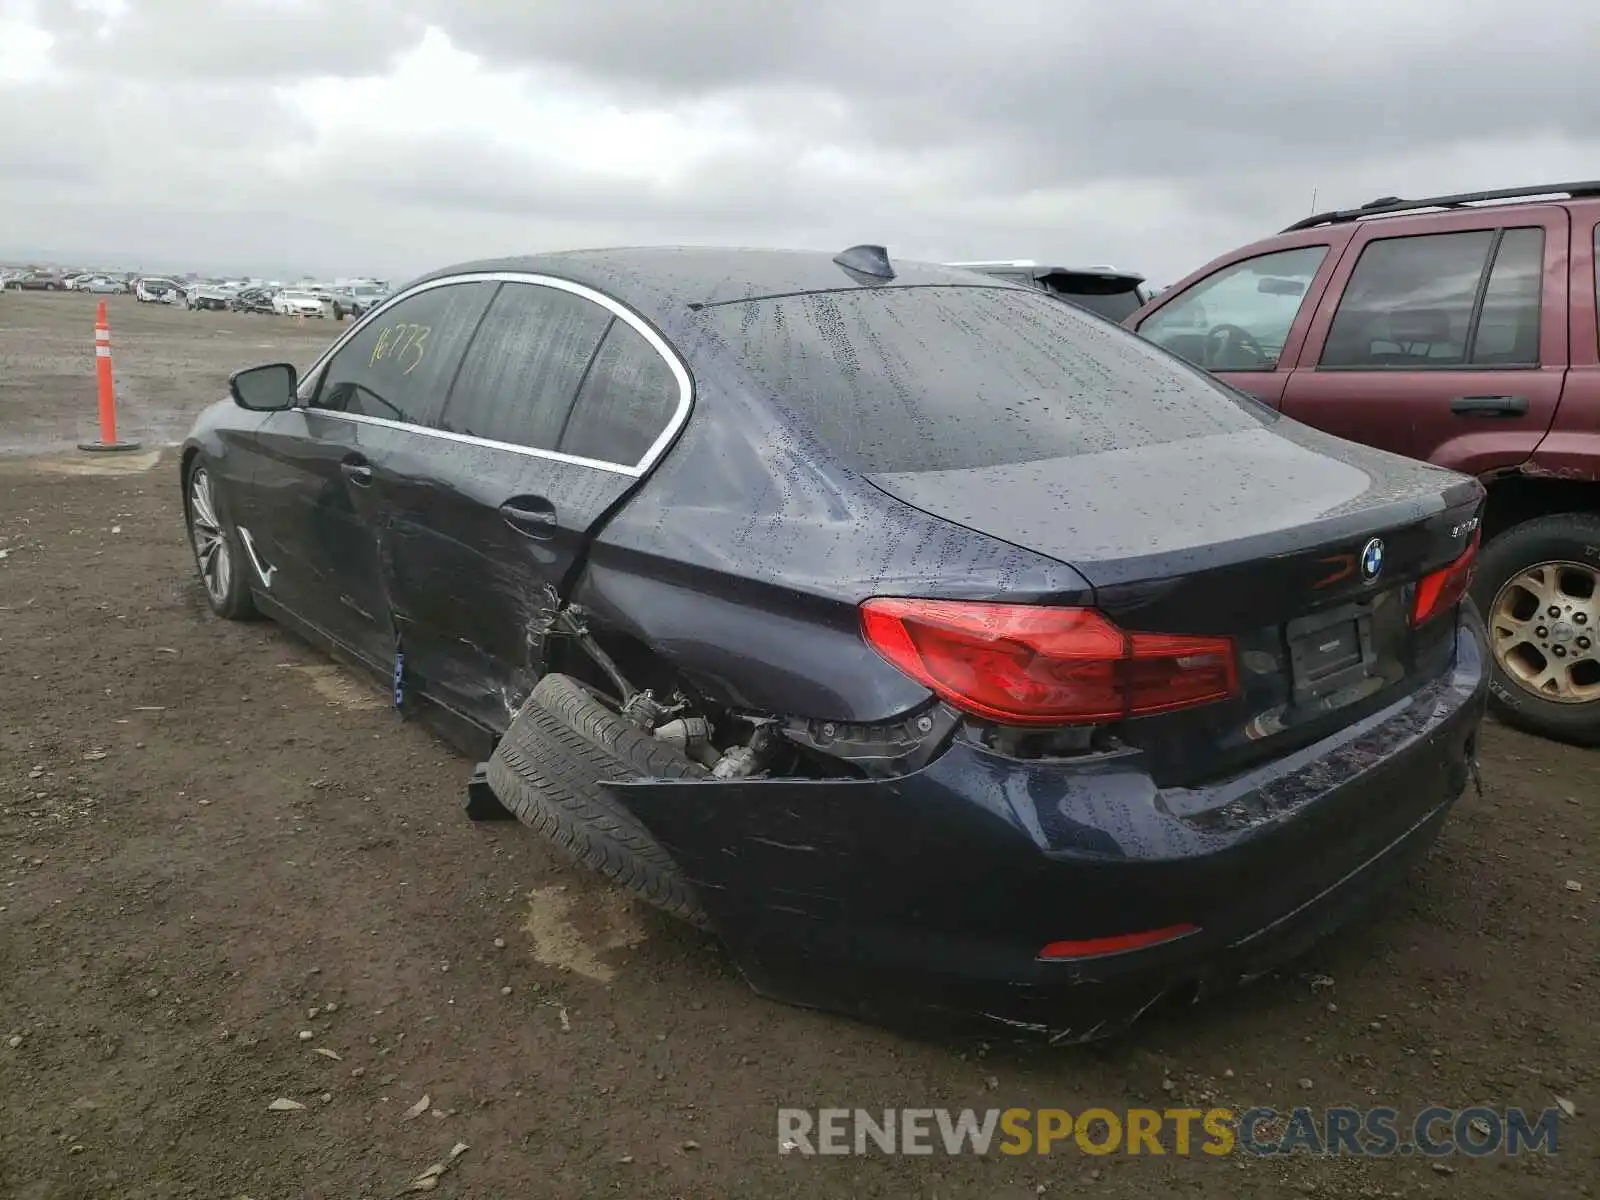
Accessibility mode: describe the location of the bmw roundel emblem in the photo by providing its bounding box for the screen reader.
[1360,536,1385,583]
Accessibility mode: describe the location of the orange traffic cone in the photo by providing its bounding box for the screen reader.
[78,300,141,452]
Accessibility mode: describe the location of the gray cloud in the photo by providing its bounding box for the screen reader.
[35,0,423,81]
[3,0,1598,285]
[409,0,1600,184]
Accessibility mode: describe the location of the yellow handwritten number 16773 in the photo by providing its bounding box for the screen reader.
[370,323,431,375]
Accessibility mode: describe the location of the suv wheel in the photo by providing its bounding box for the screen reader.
[1471,512,1600,746]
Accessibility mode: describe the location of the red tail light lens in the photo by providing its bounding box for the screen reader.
[1411,530,1480,627]
[859,599,1237,726]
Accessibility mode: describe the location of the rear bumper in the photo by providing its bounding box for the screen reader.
[613,605,1489,1041]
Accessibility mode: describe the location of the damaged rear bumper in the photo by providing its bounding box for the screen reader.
[611,607,1490,1042]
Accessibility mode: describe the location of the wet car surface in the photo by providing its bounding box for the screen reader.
[179,246,1491,1038]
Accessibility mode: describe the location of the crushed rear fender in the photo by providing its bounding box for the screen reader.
[604,607,1487,1037]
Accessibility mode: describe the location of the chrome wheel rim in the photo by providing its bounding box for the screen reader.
[1488,560,1600,704]
[188,468,232,605]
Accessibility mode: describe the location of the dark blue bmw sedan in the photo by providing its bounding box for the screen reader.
[181,244,1488,1041]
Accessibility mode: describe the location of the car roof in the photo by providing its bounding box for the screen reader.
[406,247,1020,332]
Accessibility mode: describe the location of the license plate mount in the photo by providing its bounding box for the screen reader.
[1286,601,1378,699]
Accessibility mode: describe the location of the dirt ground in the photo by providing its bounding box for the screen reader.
[0,292,1594,1198]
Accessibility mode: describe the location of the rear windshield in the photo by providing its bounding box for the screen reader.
[707,285,1269,474]
[1035,273,1146,322]
[1058,289,1143,322]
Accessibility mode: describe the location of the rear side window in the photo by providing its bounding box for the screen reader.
[314,281,498,426]
[706,285,1270,475]
[1470,228,1544,365]
[1320,228,1544,369]
[440,282,612,451]
[558,320,681,466]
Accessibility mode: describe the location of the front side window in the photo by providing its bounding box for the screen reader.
[439,282,613,451]
[313,281,498,426]
[1319,228,1543,369]
[1138,245,1330,371]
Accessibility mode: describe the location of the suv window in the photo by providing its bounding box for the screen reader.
[1138,246,1328,371]
[440,282,612,451]
[1469,228,1544,365]
[313,281,498,426]
[558,319,681,466]
[1320,228,1543,369]
[705,285,1269,475]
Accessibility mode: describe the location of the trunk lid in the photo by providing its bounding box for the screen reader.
[865,425,1484,785]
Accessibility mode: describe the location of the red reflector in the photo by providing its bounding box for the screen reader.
[859,599,1237,725]
[1411,529,1481,627]
[1039,923,1200,961]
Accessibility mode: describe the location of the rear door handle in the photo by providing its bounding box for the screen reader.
[340,458,374,486]
[1451,394,1529,417]
[499,497,557,538]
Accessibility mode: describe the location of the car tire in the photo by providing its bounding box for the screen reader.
[183,460,257,621]
[487,672,711,928]
[1471,512,1600,746]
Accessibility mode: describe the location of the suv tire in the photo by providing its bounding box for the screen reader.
[1471,512,1600,746]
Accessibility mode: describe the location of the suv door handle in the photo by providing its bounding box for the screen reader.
[499,497,557,538]
[340,458,374,486]
[1451,394,1529,417]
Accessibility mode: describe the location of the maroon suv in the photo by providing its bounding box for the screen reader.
[1126,181,1600,746]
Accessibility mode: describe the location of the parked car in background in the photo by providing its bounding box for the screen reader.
[271,289,326,318]
[80,276,128,294]
[135,277,183,303]
[180,244,1488,1040]
[6,270,67,291]
[948,260,1156,322]
[1126,180,1600,745]
[329,283,388,321]
[229,288,277,315]
[184,282,234,311]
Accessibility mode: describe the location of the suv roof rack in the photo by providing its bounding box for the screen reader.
[1282,180,1600,233]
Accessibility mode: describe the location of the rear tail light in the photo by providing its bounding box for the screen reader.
[1411,530,1480,627]
[859,599,1237,726]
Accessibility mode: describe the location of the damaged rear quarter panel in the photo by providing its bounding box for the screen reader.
[606,623,1484,1025]
[579,360,1094,723]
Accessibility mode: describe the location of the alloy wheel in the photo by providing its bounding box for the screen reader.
[188,467,233,605]
[1488,560,1600,704]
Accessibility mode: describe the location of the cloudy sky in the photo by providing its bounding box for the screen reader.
[1,0,1596,286]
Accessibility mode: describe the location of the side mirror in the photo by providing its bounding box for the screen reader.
[229,362,298,411]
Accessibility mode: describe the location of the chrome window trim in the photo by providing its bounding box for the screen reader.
[293,270,695,478]
[306,409,642,476]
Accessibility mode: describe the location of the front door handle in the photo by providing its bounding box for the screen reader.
[1451,394,1529,417]
[340,458,374,486]
[499,497,557,538]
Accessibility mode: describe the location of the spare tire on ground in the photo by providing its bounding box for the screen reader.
[487,672,710,928]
